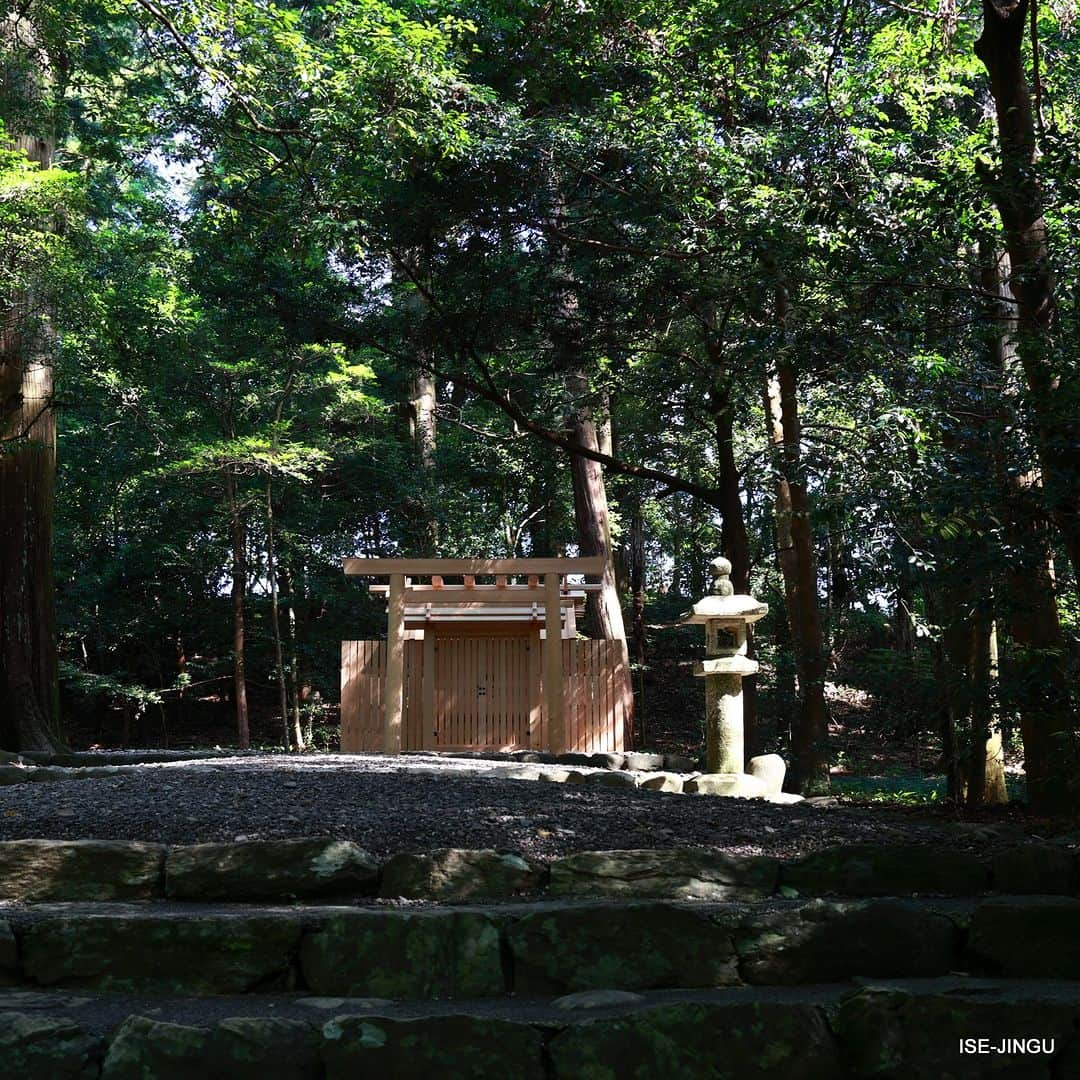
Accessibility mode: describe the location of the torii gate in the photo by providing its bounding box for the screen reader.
[341,558,632,755]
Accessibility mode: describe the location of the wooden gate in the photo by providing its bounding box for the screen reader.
[341,634,631,754]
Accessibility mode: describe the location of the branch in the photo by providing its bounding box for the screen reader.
[131,0,302,138]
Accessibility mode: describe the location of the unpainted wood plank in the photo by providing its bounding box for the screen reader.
[544,573,565,753]
[384,574,406,754]
[345,557,606,576]
[422,632,436,750]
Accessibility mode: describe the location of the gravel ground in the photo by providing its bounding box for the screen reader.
[0,753,1044,860]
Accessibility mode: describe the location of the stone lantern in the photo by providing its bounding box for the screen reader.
[682,557,771,794]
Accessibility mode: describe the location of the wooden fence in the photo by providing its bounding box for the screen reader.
[340,634,631,754]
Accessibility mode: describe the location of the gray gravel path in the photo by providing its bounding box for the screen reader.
[0,753,1034,860]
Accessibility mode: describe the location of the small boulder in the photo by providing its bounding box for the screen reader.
[537,769,571,783]
[590,753,625,770]
[491,767,539,781]
[622,752,665,772]
[684,773,768,798]
[559,754,594,767]
[584,771,639,790]
[763,792,805,805]
[746,754,786,795]
[662,754,698,773]
[564,771,588,785]
[639,772,684,793]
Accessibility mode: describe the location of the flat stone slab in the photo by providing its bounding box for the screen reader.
[0,840,165,902]
[2,978,1080,1078]
[380,849,545,900]
[22,913,302,994]
[321,1014,546,1080]
[506,901,738,995]
[967,897,1080,979]
[0,919,16,979]
[736,899,962,985]
[165,839,378,901]
[548,848,778,900]
[300,910,505,1000]
[0,1012,101,1079]
[782,843,990,896]
[991,844,1076,895]
[548,999,839,1080]
[835,983,1080,1079]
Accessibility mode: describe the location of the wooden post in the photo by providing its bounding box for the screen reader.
[384,573,405,754]
[544,572,565,753]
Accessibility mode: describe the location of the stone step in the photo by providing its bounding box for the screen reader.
[2,893,1078,999]
[1,838,1075,904]
[2,978,1079,1079]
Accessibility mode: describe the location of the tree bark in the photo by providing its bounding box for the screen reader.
[975,0,1080,581]
[266,477,299,750]
[712,380,760,756]
[762,290,831,794]
[565,373,626,641]
[224,468,250,749]
[979,245,1074,813]
[0,21,62,753]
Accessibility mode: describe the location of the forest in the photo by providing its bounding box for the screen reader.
[1,0,1078,813]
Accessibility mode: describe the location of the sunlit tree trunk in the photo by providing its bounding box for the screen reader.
[976,0,1080,584]
[979,245,1073,812]
[566,372,626,641]
[0,17,62,753]
[763,286,830,794]
[711,378,759,756]
[224,468,250,749]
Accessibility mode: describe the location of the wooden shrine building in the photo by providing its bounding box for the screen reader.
[340,558,632,755]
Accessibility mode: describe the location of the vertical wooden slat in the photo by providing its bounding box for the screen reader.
[544,573,564,754]
[423,632,435,750]
[529,629,542,748]
[384,574,405,754]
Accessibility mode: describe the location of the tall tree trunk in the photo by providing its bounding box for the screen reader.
[628,494,647,667]
[224,468,250,749]
[967,617,1008,806]
[712,380,760,756]
[925,585,965,801]
[979,245,1074,812]
[0,22,62,753]
[565,372,626,641]
[976,0,1080,582]
[763,289,830,794]
[266,478,299,750]
[281,563,304,747]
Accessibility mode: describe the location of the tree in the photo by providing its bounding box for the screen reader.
[0,6,75,751]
